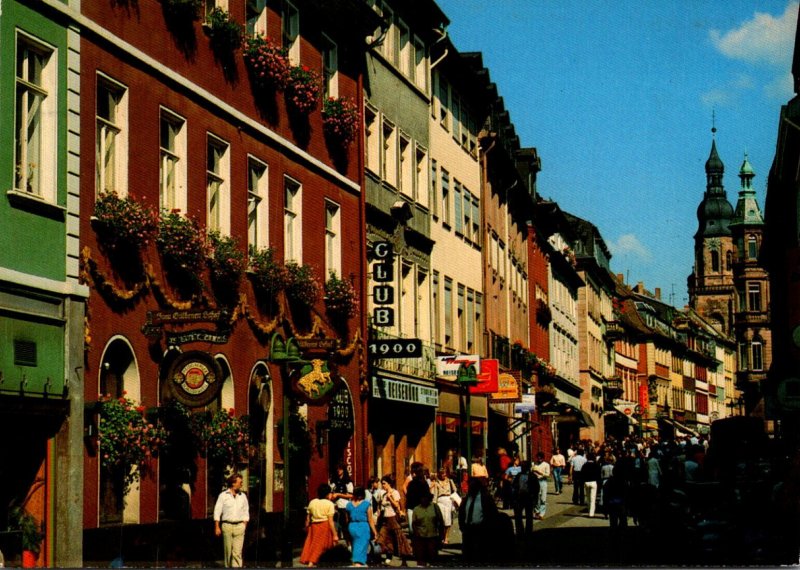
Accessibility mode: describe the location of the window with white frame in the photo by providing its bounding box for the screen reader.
[432,271,441,346]
[454,181,463,234]
[451,93,461,144]
[747,235,758,260]
[247,156,268,250]
[748,282,762,312]
[457,284,466,351]
[364,105,379,174]
[246,0,267,36]
[382,119,397,187]
[159,108,187,213]
[399,133,412,198]
[321,34,338,98]
[751,339,764,371]
[475,292,483,351]
[438,74,449,129]
[15,33,56,201]
[397,19,410,76]
[471,195,480,245]
[206,134,230,234]
[282,1,300,65]
[96,74,128,198]
[466,288,475,352]
[441,168,450,226]
[205,0,228,16]
[400,261,414,338]
[325,200,341,277]
[429,159,438,217]
[463,189,472,241]
[381,5,395,63]
[284,176,302,262]
[416,268,429,339]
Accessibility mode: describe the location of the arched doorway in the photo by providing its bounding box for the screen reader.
[247,363,273,513]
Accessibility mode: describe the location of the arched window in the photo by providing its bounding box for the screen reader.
[248,363,274,512]
[710,249,720,272]
[726,251,732,271]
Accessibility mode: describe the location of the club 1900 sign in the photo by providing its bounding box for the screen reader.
[166,351,224,407]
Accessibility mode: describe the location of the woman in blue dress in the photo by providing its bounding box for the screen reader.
[346,486,378,566]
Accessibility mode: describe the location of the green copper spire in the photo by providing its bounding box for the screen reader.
[731,152,764,226]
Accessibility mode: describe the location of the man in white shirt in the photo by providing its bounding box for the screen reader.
[213,474,250,568]
[532,452,551,519]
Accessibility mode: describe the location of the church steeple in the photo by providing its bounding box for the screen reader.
[696,127,734,238]
[732,153,764,227]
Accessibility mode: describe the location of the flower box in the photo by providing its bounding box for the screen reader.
[324,271,358,318]
[243,35,290,90]
[208,231,246,290]
[322,96,359,146]
[156,211,209,273]
[285,65,322,114]
[93,192,158,254]
[249,246,290,295]
[205,7,243,53]
[284,260,321,307]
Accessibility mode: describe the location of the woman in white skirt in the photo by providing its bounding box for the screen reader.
[431,467,459,544]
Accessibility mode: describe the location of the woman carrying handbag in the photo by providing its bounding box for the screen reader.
[376,475,413,565]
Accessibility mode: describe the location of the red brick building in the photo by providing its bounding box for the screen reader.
[78,1,376,564]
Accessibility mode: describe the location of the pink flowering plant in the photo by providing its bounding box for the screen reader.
[93,192,158,253]
[284,260,322,307]
[285,65,322,113]
[324,271,358,318]
[208,231,246,289]
[249,245,290,295]
[191,408,250,466]
[156,211,209,273]
[322,97,360,146]
[243,35,290,90]
[98,393,166,494]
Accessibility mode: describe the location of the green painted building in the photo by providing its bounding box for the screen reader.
[0,0,86,566]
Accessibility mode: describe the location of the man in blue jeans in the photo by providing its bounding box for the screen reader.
[569,448,587,505]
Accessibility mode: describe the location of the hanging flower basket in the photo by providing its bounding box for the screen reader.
[285,65,322,114]
[93,192,158,253]
[205,7,243,53]
[249,246,290,295]
[156,211,209,273]
[243,35,290,90]
[322,96,359,146]
[98,394,166,495]
[324,271,358,318]
[207,231,246,290]
[284,260,322,307]
[191,408,250,467]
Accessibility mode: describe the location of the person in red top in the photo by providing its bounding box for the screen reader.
[496,448,513,509]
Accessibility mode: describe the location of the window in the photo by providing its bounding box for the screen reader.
[325,200,341,277]
[432,271,440,346]
[430,159,438,217]
[321,34,338,98]
[399,134,412,197]
[457,284,466,351]
[451,94,461,143]
[246,0,267,36]
[413,36,427,91]
[438,76,449,129]
[726,251,732,270]
[284,176,302,262]
[397,20,410,75]
[159,108,187,213]
[15,33,56,201]
[460,104,470,149]
[466,288,475,352]
[739,342,749,371]
[475,292,483,351]
[282,1,300,65]
[710,249,719,272]
[400,261,414,337]
[247,157,268,250]
[364,105,379,174]
[415,146,428,207]
[444,277,453,348]
[454,181,463,234]
[441,168,450,226]
[381,5,395,63]
[472,195,480,245]
[747,236,758,260]
[206,135,230,234]
[96,75,128,198]
[382,119,397,186]
[463,189,472,241]
[748,282,762,312]
[751,340,763,371]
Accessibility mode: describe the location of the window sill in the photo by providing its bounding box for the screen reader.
[7,189,66,221]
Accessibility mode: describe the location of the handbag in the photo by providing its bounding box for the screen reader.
[450,491,462,509]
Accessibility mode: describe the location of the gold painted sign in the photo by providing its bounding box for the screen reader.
[166,351,224,407]
[292,359,336,403]
[490,370,522,403]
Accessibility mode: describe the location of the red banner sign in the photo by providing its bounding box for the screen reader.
[470,359,499,394]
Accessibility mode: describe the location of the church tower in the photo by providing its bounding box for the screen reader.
[688,131,736,335]
[730,154,771,412]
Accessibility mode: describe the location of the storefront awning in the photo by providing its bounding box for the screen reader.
[611,404,638,425]
[659,417,699,437]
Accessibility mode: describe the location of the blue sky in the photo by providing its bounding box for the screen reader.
[436,0,798,307]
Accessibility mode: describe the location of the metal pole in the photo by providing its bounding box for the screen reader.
[281,384,292,567]
[465,387,472,474]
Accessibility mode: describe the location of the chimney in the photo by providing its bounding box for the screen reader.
[655,288,661,300]
[617,273,624,283]
[636,281,644,293]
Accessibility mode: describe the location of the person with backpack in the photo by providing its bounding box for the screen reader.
[511,460,538,537]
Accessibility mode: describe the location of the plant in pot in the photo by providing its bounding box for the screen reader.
[93,191,158,255]
[156,211,209,283]
[284,260,321,308]
[9,507,43,567]
[324,271,358,318]
[285,65,322,114]
[321,96,359,147]
[242,34,290,91]
[248,245,290,296]
[205,7,243,53]
[98,393,167,497]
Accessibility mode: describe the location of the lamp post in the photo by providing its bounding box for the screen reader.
[456,363,479,471]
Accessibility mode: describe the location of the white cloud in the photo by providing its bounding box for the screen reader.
[710,1,798,66]
[764,69,795,100]
[701,87,736,107]
[609,234,652,263]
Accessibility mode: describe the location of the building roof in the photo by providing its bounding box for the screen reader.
[731,153,765,227]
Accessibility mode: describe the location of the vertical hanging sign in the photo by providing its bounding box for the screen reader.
[372,241,394,327]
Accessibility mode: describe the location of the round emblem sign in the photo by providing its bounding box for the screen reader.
[166,351,224,407]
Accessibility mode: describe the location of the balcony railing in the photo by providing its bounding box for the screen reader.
[604,320,625,341]
[368,328,437,380]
